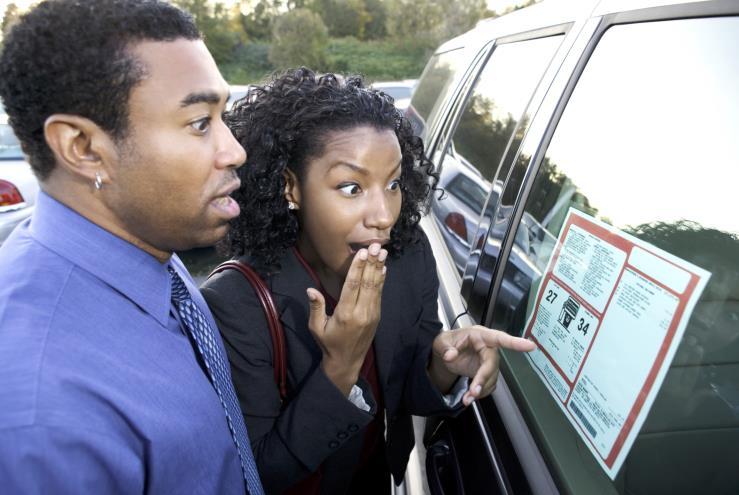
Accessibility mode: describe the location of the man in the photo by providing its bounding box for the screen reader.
[0,1,263,493]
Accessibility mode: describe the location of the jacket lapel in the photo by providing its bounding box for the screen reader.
[268,251,323,358]
[373,256,412,395]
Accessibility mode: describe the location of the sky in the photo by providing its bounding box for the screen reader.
[2,0,32,11]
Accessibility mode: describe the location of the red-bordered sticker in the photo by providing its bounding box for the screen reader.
[523,208,710,479]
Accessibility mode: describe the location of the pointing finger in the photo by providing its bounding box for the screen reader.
[475,327,536,352]
[464,334,498,405]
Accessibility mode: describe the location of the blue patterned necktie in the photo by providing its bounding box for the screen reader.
[168,266,265,495]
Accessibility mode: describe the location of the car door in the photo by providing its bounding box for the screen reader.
[424,1,739,494]
[419,3,597,493]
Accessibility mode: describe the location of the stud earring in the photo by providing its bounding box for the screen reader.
[94,172,103,191]
[287,201,298,211]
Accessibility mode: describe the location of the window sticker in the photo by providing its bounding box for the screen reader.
[523,208,711,479]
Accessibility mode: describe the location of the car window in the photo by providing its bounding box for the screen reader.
[491,16,739,494]
[446,173,487,214]
[407,49,462,137]
[431,35,562,273]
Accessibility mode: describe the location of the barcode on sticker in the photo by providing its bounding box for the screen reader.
[570,401,596,438]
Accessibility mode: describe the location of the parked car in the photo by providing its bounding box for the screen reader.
[399,1,739,494]
[228,84,252,110]
[0,106,38,246]
[371,79,417,112]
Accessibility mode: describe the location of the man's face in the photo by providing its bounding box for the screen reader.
[104,39,245,256]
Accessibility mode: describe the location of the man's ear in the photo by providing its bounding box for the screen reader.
[44,114,117,186]
[283,168,301,207]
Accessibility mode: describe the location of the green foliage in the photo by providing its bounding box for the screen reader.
[169,0,496,84]
[269,8,329,71]
[312,0,361,38]
[2,2,20,37]
[223,37,426,84]
[240,0,278,40]
[362,0,387,40]
[325,37,426,82]
[220,41,274,84]
[174,0,246,64]
[385,0,487,52]
[385,0,443,51]
[438,0,488,40]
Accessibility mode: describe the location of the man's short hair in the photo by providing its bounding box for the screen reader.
[0,0,201,179]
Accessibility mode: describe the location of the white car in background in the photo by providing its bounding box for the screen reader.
[371,79,417,112]
[228,84,252,110]
[0,108,38,246]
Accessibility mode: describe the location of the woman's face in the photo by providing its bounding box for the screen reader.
[293,125,403,279]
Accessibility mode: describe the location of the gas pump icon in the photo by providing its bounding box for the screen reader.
[558,296,580,330]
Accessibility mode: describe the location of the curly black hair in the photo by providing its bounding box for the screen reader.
[224,67,439,275]
[0,0,200,180]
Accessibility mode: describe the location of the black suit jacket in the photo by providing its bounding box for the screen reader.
[201,232,459,494]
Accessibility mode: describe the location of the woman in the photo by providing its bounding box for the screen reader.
[202,68,534,494]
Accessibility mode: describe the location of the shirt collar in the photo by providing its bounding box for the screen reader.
[30,191,173,326]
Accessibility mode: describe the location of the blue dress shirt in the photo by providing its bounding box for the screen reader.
[0,192,245,494]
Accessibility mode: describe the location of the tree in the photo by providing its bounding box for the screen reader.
[385,0,444,50]
[362,0,387,39]
[385,0,487,51]
[453,93,518,182]
[269,8,328,70]
[438,0,487,40]
[286,0,311,8]
[312,0,370,39]
[174,0,246,64]
[240,0,281,40]
[2,2,20,37]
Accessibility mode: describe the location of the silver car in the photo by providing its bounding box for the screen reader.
[0,108,38,246]
[371,79,417,112]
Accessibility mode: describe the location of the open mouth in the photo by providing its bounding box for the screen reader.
[349,243,368,254]
[348,240,389,254]
[210,195,241,219]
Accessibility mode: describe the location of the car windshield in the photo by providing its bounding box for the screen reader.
[0,105,23,160]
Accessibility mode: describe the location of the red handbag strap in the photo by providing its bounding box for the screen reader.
[208,261,288,400]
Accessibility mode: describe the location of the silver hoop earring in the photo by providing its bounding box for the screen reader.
[287,201,297,211]
[94,172,103,191]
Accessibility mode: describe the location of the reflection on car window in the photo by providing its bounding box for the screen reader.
[452,37,561,182]
[447,173,488,213]
[431,36,562,273]
[493,17,739,494]
[408,50,462,137]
